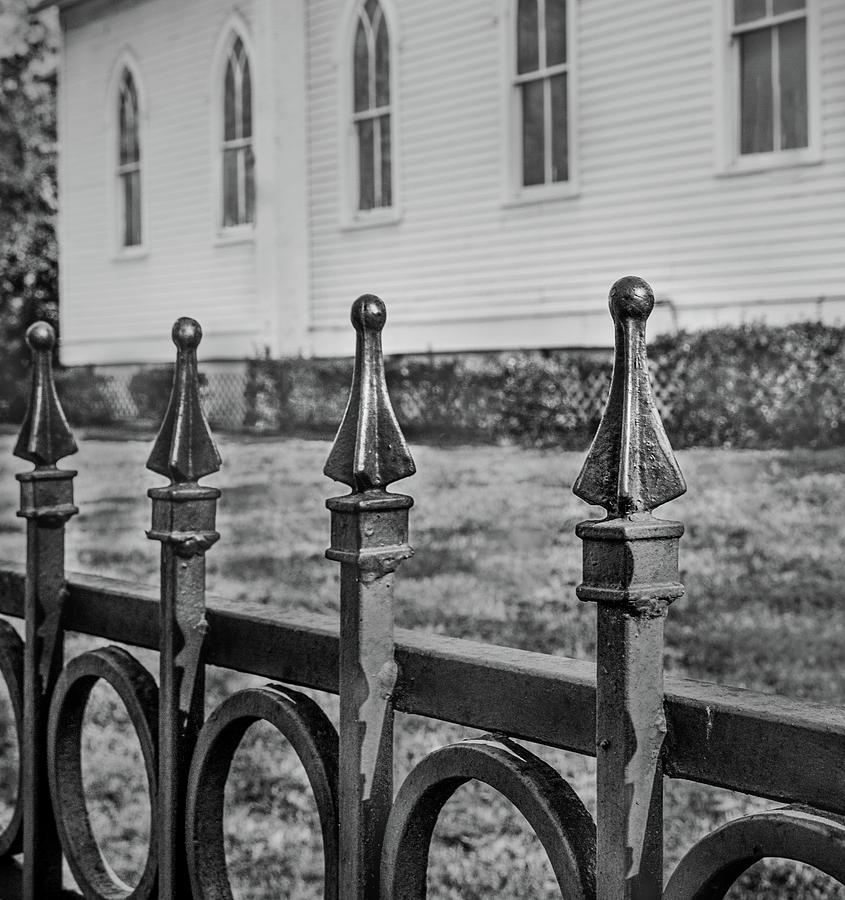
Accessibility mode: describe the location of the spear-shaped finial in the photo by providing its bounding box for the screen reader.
[324,294,415,492]
[146,317,221,484]
[573,276,685,517]
[14,321,78,467]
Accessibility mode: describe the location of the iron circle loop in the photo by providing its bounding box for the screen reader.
[663,805,845,900]
[0,620,24,857]
[46,645,159,900]
[185,685,339,900]
[380,735,596,899]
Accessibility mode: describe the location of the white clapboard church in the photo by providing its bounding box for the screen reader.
[41,0,845,366]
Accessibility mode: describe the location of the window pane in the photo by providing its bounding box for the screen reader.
[119,99,131,164]
[739,28,773,154]
[224,58,237,141]
[734,0,766,25]
[119,76,139,165]
[357,119,375,210]
[773,0,805,14]
[517,0,539,74]
[550,73,568,182]
[546,0,567,66]
[122,174,132,245]
[375,13,390,107]
[244,145,256,223]
[521,79,544,186]
[123,171,141,246]
[379,113,391,207]
[241,55,252,139]
[354,19,370,112]
[779,19,808,149]
[223,147,239,226]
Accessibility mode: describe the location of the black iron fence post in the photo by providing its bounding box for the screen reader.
[573,277,686,900]
[146,318,221,899]
[14,323,78,899]
[324,296,415,899]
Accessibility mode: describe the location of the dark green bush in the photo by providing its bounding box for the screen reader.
[128,366,175,420]
[386,355,505,441]
[244,356,348,433]
[127,365,212,422]
[243,321,845,450]
[653,322,845,449]
[55,366,117,427]
[497,351,611,448]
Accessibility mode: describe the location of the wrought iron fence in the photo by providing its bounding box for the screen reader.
[0,276,844,899]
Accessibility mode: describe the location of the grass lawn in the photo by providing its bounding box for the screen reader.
[0,433,843,898]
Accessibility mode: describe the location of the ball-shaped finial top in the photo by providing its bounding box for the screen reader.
[351,294,387,333]
[26,321,56,352]
[608,276,654,321]
[172,317,202,350]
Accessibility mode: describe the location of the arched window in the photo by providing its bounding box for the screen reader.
[222,34,255,227]
[515,0,570,187]
[352,0,392,211]
[117,68,142,246]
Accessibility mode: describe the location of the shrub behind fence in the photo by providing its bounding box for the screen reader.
[20,319,843,449]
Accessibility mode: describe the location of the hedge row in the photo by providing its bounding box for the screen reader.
[649,322,845,449]
[5,320,843,450]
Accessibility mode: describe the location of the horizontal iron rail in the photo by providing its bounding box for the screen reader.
[0,562,842,817]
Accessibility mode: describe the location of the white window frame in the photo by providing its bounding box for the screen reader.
[502,0,578,206]
[715,0,821,175]
[338,0,402,230]
[108,51,148,260]
[211,17,257,244]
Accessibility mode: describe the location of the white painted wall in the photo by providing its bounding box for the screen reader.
[57,0,309,365]
[306,0,845,355]
[57,0,845,362]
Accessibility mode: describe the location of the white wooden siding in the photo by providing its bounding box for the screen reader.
[58,0,845,362]
[58,0,269,365]
[306,0,845,355]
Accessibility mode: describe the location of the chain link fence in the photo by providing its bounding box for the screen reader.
[54,363,250,432]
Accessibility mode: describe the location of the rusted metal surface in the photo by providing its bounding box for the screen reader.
[325,295,414,899]
[46,647,158,899]
[664,806,845,899]
[594,607,666,899]
[14,322,78,900]
[381,736,596,899]
[146,317,220,900]
[146,318,222,486]
[14,322,78,469]
[186,686,339,900]
[324,294,416,493]
[574,278,685,900]
[573,276,685,518]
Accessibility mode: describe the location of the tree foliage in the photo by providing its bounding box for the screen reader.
[0,0,59,419]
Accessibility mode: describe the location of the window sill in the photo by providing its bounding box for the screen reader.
[112,246,149,262]
[341,207,403,232]
[503,182,580,208]
[214,225,256,247]
[717,148,823,178]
